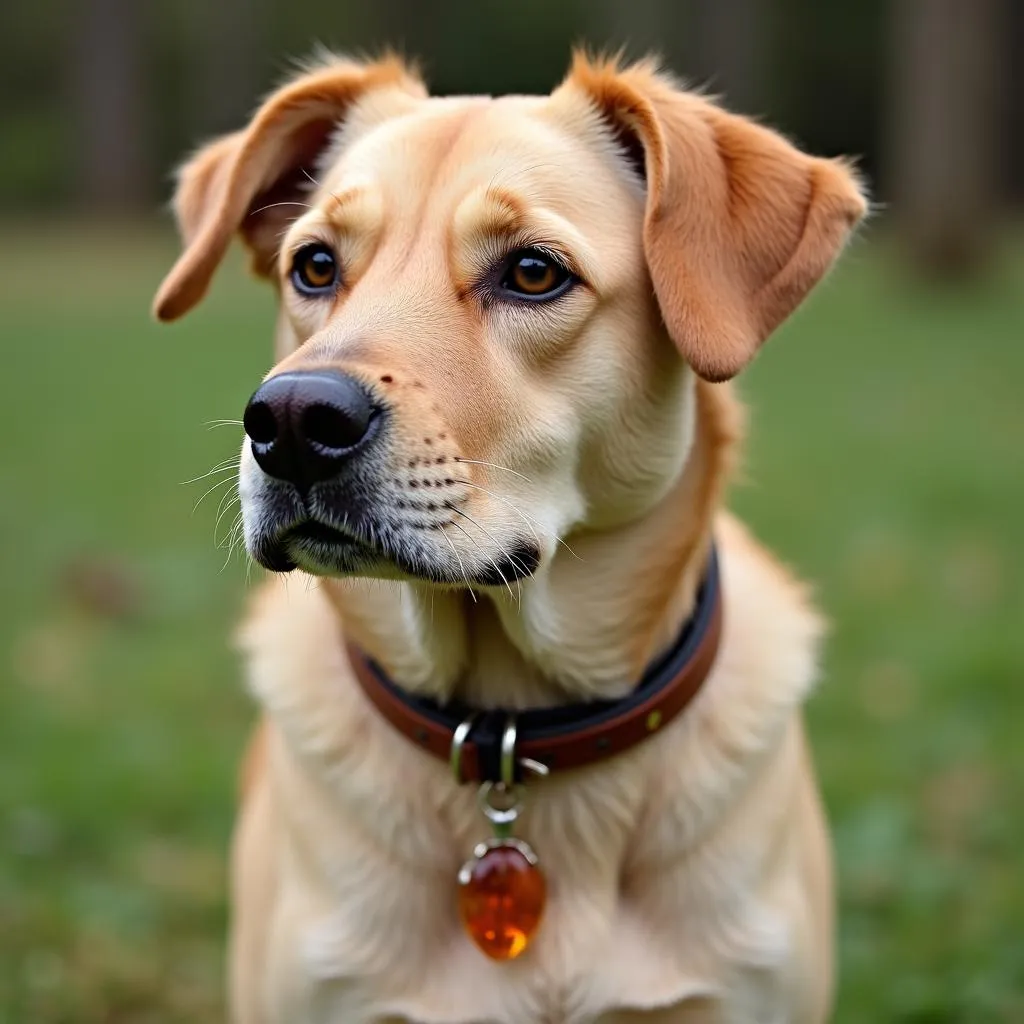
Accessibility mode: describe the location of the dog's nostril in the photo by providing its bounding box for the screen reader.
[302,402,369,451]
[243,401,277,445]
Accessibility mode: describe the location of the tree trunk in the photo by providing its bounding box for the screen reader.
[187,0,270,138]
[886,0,1006,280]
[70,0,150,213]
[590,0,687,70]
[688,0,764,114]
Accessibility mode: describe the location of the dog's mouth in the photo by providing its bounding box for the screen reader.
[289,520,358,549]
[241,457,543,585]
[250,510,541,587]
[254,518,374,575]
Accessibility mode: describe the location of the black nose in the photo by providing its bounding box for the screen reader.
[243,370,378,491]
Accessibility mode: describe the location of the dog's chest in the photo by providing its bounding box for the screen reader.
[269,815,788,1024]
[245,527,825,1024]
[288,891,730,1024]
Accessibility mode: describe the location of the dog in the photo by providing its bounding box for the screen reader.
[154,51,866,1024]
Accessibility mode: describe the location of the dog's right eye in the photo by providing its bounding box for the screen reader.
[499,248,573,301]
[291,244,339,296]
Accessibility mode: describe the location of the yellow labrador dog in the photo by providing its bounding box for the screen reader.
[155,52,866,1024]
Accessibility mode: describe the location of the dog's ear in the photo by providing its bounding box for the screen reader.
[556,55,868,381]
[153,55,426,322]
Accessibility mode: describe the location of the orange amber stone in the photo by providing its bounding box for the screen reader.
[457,840,546,960]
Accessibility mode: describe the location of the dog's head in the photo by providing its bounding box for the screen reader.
[155,53,866,587]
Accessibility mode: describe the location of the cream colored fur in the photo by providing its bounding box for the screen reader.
[154,51,866,1024]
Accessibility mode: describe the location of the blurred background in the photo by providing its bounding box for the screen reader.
[1,1,1021,1021]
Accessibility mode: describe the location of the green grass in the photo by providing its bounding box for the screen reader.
[0,224,1021,1022]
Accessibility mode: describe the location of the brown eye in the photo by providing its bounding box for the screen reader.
[291,244,339,295]
[500,248,573,300]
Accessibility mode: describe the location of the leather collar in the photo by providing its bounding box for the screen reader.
[347,545,722,784]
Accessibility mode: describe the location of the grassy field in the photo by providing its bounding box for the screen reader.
[0,224,1021,1022]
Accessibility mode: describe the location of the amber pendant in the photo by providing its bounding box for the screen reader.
[456,774,546,961]
[458,836,546,960]
[450,718,549,961]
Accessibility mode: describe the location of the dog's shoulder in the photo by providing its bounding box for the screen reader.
[708,508,827,743]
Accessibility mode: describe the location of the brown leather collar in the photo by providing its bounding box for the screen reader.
[347,545,722,785]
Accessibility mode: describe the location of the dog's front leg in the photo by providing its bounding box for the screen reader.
[227,723,278,1024]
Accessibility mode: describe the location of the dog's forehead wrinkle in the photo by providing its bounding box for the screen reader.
[326,94,605,207]
[323,96,490,192]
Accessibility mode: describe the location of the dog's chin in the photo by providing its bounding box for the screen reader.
[250,520,541,588]
[272,521,383,578]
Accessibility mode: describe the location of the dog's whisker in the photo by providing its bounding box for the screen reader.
[204,418,244,431]
[213,488,238,531]
[453,478,582,562]
[453,457,533,484]
[187,452,239,468]
[190,467,236,495]
[452,480,542,546]
[191,474,238,515]
[450,508,523,607]
[552,536,582,561]
[486,161,564,196]
[216,517,242,561]
[217,511,245,572]
[299,166,343,208]
[451,505,531,582]
[220,509,244,548]
[299,165,349,211]
[248,199,314,217]
[220,518,244,573]
[181,459,240,486]
[214,493,241,545]
[439,524,478,604]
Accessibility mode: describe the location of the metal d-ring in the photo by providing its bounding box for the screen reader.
[449,713,477,784]
[500,715,551,782]
[500,715,518,788]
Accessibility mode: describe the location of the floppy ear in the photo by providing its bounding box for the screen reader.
[557,55,868,381]
[153,55,426,322]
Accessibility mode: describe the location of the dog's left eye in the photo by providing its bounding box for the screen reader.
[499,249,573,300]
[291,244,339,296]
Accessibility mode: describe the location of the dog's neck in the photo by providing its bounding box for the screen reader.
[324,380,740,709]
